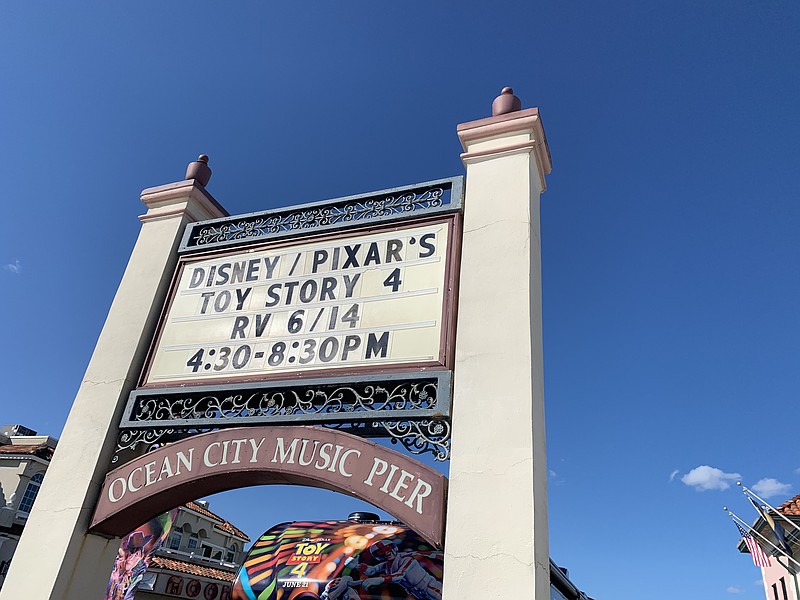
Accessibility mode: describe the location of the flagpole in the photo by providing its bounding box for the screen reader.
[740,483,800,534]
[726,508,800,570]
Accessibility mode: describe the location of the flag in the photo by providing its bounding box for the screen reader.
[736,521,772,567]
[750,496,793,557]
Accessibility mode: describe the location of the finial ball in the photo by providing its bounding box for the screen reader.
[185,154,213,186]
[491,86,522,117]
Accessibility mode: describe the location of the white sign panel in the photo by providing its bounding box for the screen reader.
[145,220,452,384]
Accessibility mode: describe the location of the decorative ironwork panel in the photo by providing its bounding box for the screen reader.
[180,177,463,253]
[115,372,451,464]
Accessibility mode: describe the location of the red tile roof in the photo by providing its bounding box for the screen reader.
[778,493,800,516]
[149,556,236,582]
[0,443,54,460]
[184,501,250,541]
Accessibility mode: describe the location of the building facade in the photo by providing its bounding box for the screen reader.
[0,425,57,590]
[131,501,250,600]
[549,560,594,600]
[739,493,800,600]
[0,425,250,598]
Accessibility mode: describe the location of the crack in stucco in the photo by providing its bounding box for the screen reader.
[464,219,525,235]
[535,559,549,572]
[455,351,507,362]
[448,551,533,567]
[81,378,126,387]
[47,504,82,516]
[449,456,533,477]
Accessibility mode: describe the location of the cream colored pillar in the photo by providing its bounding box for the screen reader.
[0,179,226,599]
[443,103,552,599]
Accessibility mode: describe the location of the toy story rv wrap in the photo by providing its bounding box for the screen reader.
[233,518,443,600]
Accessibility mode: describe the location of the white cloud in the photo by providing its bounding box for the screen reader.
[752,478,792,499]
[548,469,557,479]
[669,469,679,483]
[3,260,21,274]
[681,465,741,491]
[726,586,743,594]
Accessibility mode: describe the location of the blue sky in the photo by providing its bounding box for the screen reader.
[2,2,799,598]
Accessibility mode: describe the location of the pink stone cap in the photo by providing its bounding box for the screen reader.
[457,108,553,188]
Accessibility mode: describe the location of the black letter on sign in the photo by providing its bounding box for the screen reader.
[341,335,361,360]
[312,250,328,273]
[386,239,403,263]
[189,268,206,289]
[231,316,249,339]
[418,233,436,258]
[365,332,389,359]
[342,244,361,269]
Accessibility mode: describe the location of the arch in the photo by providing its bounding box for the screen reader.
[90,426,446,547]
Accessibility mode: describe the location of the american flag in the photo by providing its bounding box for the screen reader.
[737,521,772,567]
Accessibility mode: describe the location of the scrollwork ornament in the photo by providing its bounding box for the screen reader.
[116,376,448,463]
[191,188,445,246]
[129,380,438,423]
[380,419,451,462]
[114,428,175,463]
[113,427,215,463]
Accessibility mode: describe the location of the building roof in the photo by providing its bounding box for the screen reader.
[0,443,55,461]
[738,492,800,555]
[184,501,250,542]
[777,493,800,516]
[149,555,236,583]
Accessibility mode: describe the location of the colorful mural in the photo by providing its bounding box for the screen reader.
[233,521,443,600]
[105,509,178,600]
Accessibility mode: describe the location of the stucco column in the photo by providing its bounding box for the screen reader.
[443,105,552,600]
[0,179,226,599]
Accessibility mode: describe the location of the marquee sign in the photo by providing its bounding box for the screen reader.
[144,218,457,386]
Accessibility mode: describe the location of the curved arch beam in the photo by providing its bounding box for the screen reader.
[90,426,447,547]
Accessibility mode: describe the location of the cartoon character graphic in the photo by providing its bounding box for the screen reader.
[356,540,442,600]
[321,576,361,600]
[105,509,177,600]
[106,531,153,600]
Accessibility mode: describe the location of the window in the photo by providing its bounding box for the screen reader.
[168,531,183,550]
[17,473,44,515]
[188,534,199,550]
[780,577,788,600]
[226,544,237,562]
[772,583,779,600]
[550,584,569,600]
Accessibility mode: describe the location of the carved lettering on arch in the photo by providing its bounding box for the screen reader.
[91,426,447,547]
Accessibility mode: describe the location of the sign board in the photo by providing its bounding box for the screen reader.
[144,218,457,386]
[91,426,447,547]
